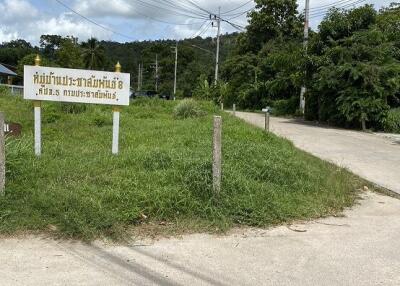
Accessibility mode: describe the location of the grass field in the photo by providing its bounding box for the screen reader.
[0,92,367,240]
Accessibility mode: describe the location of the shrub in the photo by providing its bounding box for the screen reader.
[91,110,111,127]
[61,103,87,114]
[0,86,10,96]
[272,97,298,116]
[173,99,205,119]
[383,108,400,133]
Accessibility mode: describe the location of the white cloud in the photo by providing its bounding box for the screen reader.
[0,0,395,44]
[0,0,113,44]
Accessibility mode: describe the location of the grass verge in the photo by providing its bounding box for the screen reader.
[0,94,367,240]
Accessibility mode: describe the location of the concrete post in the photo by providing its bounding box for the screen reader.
[0,112,5,195]
[233,104,236,116]
[213,116,222,194]
[265,112,270,132]
[221,102,224,111]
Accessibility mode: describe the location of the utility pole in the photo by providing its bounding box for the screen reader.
[140,63,143,91]
[214,7,221,85]
[300,0,310,114]
[173,42,178,100]
[137,63,141,92]
[155,54,159,92]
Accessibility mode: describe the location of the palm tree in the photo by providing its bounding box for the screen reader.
[81,38,105,70]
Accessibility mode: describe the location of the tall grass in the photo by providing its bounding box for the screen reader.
[0,95,364,240]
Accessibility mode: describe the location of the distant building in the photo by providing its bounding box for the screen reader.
[0,63,17,85]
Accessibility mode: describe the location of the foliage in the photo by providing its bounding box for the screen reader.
[0,94,365,239]
[173,99,205,119]
[81,38,106,70]
[383,108,400,133]
[272,97,299,116]
[56,37,84,69]
[309,5,400,129]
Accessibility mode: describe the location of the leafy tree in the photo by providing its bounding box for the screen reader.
[310,7,400,130]
[17,53,57,75]
[56,37,83,69]
[81,38,106,70]
[40,35,63,60]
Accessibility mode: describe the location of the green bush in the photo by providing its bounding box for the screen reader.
[272,97,298,116]
[173,99,205,119]
[91,110,111,127]
[383,108,400,133]
[61,103,87,114]
[0,86,10,96]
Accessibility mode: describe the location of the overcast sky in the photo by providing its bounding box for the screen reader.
[0,0,393,45]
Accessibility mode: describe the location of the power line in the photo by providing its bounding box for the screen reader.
[55,0,136,40]
[221,0,254,15]
[309,0,357,11]
[309,0,367,18]
[128,0,208,19]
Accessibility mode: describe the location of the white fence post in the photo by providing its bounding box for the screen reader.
[213,116,222,194]
[233,104,236,116]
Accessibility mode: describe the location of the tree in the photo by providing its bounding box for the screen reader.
[81,38,105,70]
[56,37,83,69]
[40,35,63,60]
[310,7,400,130]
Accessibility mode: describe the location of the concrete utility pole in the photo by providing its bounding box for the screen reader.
[300,0,310,114]
[214,6,221,85]
[137,63,141,92]
[140,63,144,91]
[155,54,159,92]
[173,42,178,100]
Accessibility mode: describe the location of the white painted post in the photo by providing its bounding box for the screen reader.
[33,54,41,157]
[112,107,120,155]
[112,62,122,155]
[213,116,222,194]
[0,112,5,195]
[221,102,224,111]
[233,104,236,116]
[34,101,41,156]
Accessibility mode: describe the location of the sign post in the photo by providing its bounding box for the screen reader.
[34,55,41,156]
[24,60,130,155]
[112,62,121,155]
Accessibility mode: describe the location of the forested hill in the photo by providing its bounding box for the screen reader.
[100,33,238,96]
[0,33,238,97]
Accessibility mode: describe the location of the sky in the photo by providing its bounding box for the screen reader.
[0,0,393,45]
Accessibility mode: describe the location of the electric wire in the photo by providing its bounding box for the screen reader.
[55,0,136,40]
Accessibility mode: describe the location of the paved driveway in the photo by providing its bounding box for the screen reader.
[1,192,400,285]
[233,112,400,194]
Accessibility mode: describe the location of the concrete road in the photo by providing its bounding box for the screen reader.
[233,112,400,194]
[1,191,400,285]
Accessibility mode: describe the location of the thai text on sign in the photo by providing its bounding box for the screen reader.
[24,66,130,106]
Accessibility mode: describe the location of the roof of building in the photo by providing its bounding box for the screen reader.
[0,64,17,76]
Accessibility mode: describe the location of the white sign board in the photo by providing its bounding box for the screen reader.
[24,65,130,106]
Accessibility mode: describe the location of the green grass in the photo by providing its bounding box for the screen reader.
[0,93,366,240]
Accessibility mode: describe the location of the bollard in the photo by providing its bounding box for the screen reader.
[212,116,222,194]
[0,112,5,195]
[262,107,271,132]
[221,102,224,111]
[265,112,270,132]
[233,104,236,116]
